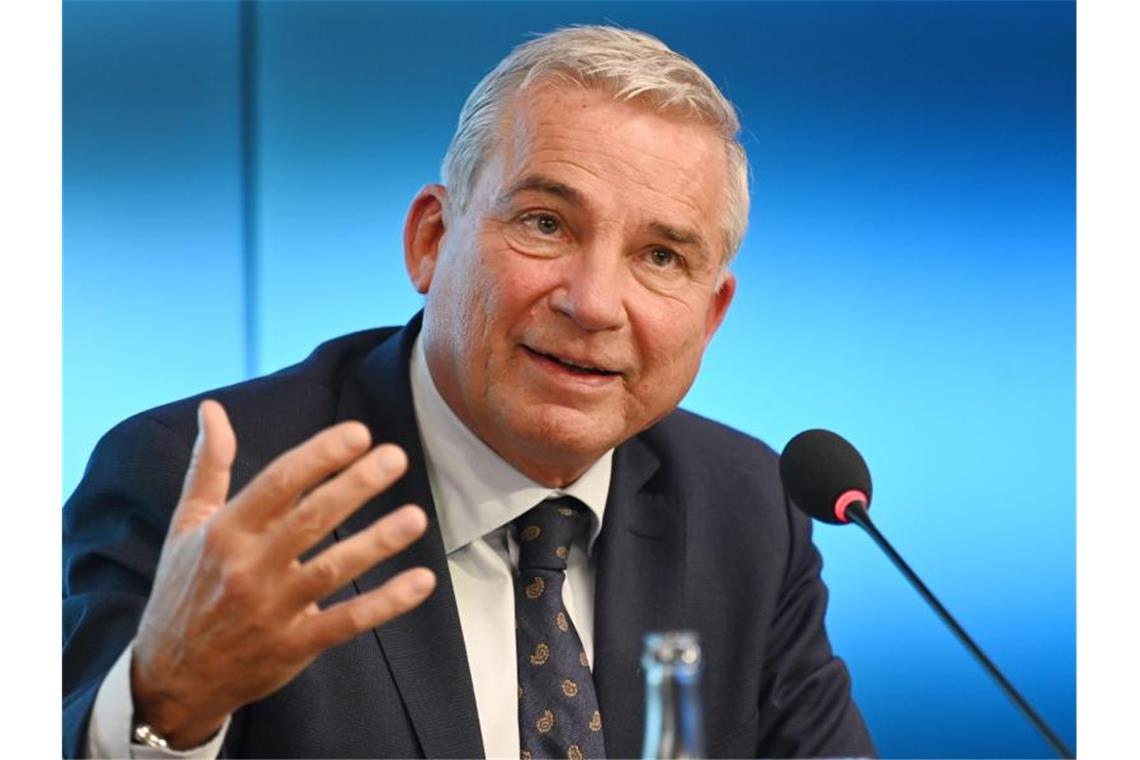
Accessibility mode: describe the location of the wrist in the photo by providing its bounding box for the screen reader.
[129,651,225,750]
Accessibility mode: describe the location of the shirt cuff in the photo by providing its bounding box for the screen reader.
[86,641,231,759]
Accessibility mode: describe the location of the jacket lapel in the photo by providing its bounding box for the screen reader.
[332,314,485,759]
[593,435,688,759]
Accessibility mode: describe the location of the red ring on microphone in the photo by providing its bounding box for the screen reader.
[834,490,868,523]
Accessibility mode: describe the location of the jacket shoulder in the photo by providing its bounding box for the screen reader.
[641,407,780,479]
[634,408,797,560]
[111,327,400,462]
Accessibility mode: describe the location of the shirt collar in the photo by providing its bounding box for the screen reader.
[409,335,611,556]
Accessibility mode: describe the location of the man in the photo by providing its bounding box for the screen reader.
[63,26,874,759]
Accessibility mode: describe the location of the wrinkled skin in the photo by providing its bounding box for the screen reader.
[405,85,736,487]
[131,401,435,748]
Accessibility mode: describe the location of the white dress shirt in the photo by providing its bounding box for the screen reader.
[86,334,612,759]
[410,335,611,759]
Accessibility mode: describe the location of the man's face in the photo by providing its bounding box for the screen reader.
[409,84,736,486]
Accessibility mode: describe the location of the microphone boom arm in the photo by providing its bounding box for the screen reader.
[844,503,1074,759]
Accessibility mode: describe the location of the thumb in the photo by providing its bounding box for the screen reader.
[176,399,236,525]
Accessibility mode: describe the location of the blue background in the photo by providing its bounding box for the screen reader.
[63,2,1075,757]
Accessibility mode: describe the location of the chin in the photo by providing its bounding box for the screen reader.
[506,403,627,468]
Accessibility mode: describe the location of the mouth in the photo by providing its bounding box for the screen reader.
[522,345,621,378]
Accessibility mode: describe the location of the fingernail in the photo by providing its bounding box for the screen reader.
[342,424,369,450]
[194,403,207,449]
[398,508,426,538]
[377,446,406,474]
[410,569,435,594]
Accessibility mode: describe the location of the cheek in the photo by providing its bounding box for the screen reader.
[427,246,498,372]
[641,304,709,363]
[485,254,562,324]
[631,308,711,399]
[460,249,543,366]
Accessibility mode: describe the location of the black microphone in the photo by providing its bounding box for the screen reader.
[779,429,1074,760]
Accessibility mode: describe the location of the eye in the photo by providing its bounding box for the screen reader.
[502,209,571,257]
[520,212,561,235]
[647,247,681,269]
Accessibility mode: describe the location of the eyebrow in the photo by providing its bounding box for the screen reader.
[649,220,707,252]
[496,174,585,210]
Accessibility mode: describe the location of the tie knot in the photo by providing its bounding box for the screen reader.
[513,497,588,572]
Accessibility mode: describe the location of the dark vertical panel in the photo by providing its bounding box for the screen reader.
[63,0,246,496]
[240,0,260,378]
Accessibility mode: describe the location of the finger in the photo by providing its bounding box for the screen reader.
[178,400,236,512]
[225,420,372,531]
[294,567,436,655]
[263,444,409,562]
[280,505,428,608]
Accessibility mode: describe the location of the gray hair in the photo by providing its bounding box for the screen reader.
[440,25,750,270]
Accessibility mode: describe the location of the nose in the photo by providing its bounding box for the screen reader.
[549,247,627,332]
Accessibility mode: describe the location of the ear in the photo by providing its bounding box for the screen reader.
[702,271,736,346]
[403,184,449,294]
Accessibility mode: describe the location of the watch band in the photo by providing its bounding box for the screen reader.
[132,723,171,750]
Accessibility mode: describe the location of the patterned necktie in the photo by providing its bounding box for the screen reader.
[514,497,607,760]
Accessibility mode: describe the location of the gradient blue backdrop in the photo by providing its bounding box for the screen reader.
[63,2,1075,757]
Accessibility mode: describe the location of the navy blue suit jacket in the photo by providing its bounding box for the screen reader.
[63,315,874,758]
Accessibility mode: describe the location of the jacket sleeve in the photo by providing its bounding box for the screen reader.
[754,505,877,758]
[63,414,193,758]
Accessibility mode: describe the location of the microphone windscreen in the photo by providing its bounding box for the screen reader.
[780,429,872,524]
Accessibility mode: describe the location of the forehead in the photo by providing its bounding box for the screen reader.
[487,84,728,239]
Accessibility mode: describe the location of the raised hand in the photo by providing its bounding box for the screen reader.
[130,399,436,749]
